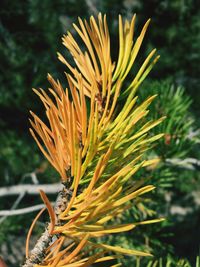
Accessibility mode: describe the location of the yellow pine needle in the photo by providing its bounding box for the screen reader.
[77,18,101,79]
[59,263,85,267]
[76,224,136,235]
[93,155,143,194]
[120,17,136,78]
[131,117,166,141]
[29,128,64,179]
[106,79,121,121]
[128,48,157,90]
[85,187,123,221]
[29,112,52,137]
[96,204,132,225]
[121,19,151,81]
[134,218,165,225]
[108,95,138,134]
[44,236,65,262]
[142,157,161,167]
[25,207,46,258]
[81,105,98,175]
[138,134,165,147]
[61,149,82,218]
[86,143,114,195]
[89,242,152,257]
[47,242,76,265]
[98,69,112,130]
[59,193,95,221]
[47,74,63,97]
[39,190,56,234]
[70,87,82,124]
[75,224,104,231]
[72,105,79,179]
[113,185,155,208]
[126,94,157,124]
[85,155,104,195]
[121,163,144,183]
[123,110,149,136]
[123,135,158,158]
[94,255,122,264]
[32,88,53,110]
[57,234,89,265]
[80,84,87,145]
[121,49,157,98]
[112,15,126,80]
[82,91,95,156]
[77,253,118,267]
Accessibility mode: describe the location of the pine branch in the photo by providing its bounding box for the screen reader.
[22,228,52,267]
[22,187,72,267]
[22,14,164,266]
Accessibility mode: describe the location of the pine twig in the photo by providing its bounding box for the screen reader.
[22,186,72,267]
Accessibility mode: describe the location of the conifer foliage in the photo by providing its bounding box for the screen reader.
[25,14,165,266]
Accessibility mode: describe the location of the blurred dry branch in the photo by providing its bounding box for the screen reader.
[166,157,200,170]
[0,204,51,217]
[0,183,61,197]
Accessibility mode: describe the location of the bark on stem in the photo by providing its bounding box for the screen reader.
[22,186,72,267]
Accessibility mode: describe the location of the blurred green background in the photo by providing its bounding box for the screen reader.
[0,0,200,266]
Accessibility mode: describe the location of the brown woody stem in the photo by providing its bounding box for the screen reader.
[22,186,72,267]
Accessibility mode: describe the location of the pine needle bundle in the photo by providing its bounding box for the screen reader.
[24,13,165,267]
